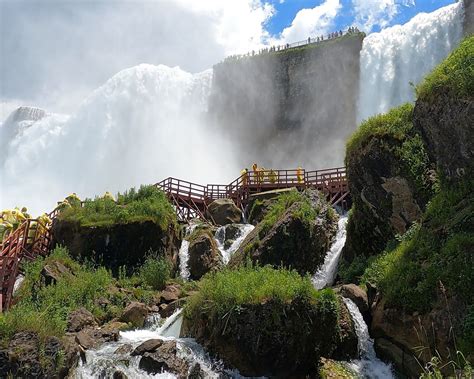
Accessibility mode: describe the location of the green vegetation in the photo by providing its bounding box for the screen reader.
[58,185,176,229]
[259,189,319,236]
[0,246,160,345]
[138,252,172,291]
[360,179,474,349]
[319,358,356,378]
[416,36,474,102]
[185,265,326,319]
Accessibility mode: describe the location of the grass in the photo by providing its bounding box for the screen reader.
[58,184,176,229]
[0,246,161,345]
[416,36,474,102]
[259,189,319,236]
[185,265,324,319]
[359,179,474,350]
[138,252,172,291]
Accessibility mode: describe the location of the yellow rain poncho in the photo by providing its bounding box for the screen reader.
[56,200,72,212]
[65,193,81,208]
[103,191,115,201]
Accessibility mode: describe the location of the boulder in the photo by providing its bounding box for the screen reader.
[159,299,184,318]
[230,190,337,275]
[188,231,222,280]
[206,199,242,226]
[113,371,128,379]
[114,344,133,355]
[340,284,369,314]
[41,260,72,285]
[131,339,163,356]
[139,340,190,378]
[75,327,119,350]
[120,301,148,327]
[4,331,42,378]
[247,188,295,224]
[183,295,356,377]
[60,335,81,375]
[160,284,182,303]
[67,307,98,332]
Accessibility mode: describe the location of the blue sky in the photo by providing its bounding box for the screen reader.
[266,0,457,35]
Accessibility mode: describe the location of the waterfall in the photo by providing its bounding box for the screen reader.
[0,64,239,215]
[343,298,394,379]
[74,309,248,378]
[214,223,255,264]
[312,215,348,290]
[358,2,464,122]
[178,223,199,280]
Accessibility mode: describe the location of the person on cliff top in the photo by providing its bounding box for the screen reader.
[252,163,258,184]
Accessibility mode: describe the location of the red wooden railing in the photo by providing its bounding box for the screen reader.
[157,167,350,222]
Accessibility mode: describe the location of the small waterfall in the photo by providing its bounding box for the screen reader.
[178,223,198,280]
[343,298,394,379]
[75,309,223,378]
[358,2,464,122]
[12,274,25,295]
[214,223,255,264]
[312,215,348,289]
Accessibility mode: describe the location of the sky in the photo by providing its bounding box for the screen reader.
[0,0,458,119]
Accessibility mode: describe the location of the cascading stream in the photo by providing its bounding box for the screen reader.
[358,2,464,122]
[312,215,348,289]
[343,298,394,379]
[214,223,255,264]
[178,223,199,280]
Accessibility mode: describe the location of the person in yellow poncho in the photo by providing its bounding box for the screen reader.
[56,200,72,212]
[65,193,81,208]
[0,220,13,242]
[240,168,249,186]
[296,166,304,184]
[103,191,115,201]
[268,169,278,184]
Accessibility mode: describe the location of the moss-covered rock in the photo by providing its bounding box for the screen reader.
[52,220,180,275]
[230,189,338,275]
[342,103,435,265]
[182,266,357,377]
[187,226,222,280]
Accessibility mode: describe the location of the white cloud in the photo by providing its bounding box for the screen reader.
[352,0,416,32]
[272,0,342,44]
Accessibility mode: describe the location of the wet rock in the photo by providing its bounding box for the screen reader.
[102,320,129,332]
[120,301,148,327]
[61,335,81,375]
[139,340,189,378]
[52,220,180,276]
[75,327,119,350]
[6,331,42,378]
[131,339,163,356]
[188,363,206,378]
[331,299,358,360]
[67,307,98,332]
[41,260,72,285]
[113,371,128,379]
[114,344,133,355]
[188,231,222,280]
[160,284,182,303]
[159,299,184,318]
[340,284,369,314]
[207,198,242,226]
[374,338,420,378]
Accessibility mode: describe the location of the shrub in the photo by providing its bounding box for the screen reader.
[59,185,176,229]
[416,36,474,102]
[138,252,172,291]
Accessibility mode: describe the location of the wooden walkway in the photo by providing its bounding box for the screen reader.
[157,167,349,222]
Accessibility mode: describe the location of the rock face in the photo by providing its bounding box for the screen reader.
[41,260,73,285]
[208,33,364,168]
[52,220,180,275]
[183,296,357,377]
[230,190,337,275]
[414,92,474,181]
[339,284,369,314]
[343,105,433,261]
[206,198,242,225]
[187,230,222,280]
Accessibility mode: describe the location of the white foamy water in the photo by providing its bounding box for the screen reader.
[178,223,199,280]
[0,64,239,215]
[343,298,394,379]
[312,215,348,290]
[214,223,255,264]
[358,2,464,122]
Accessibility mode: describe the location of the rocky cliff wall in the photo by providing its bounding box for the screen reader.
[208,33,364,169]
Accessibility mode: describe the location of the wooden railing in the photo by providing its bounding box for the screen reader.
[157,167,350,222]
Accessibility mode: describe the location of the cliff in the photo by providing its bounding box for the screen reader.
[208,33,364,168]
